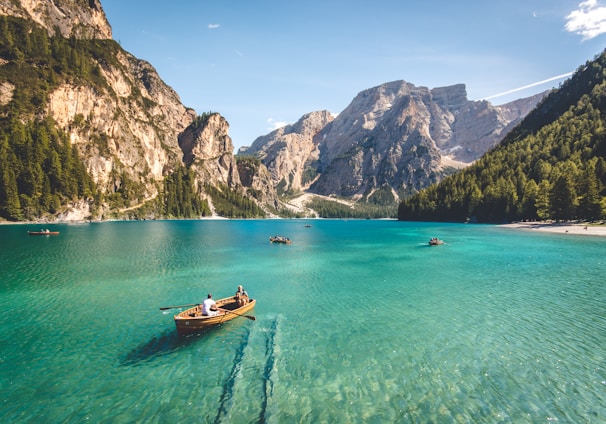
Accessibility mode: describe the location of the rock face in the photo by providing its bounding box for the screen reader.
[179,113,239,187]
[3,0,197,206]
[243,111,334,194]
[177,113,278,208]
[434,90,547,163]
[242,81,546,203]
[0,0,112,39]
[47,47,197,203]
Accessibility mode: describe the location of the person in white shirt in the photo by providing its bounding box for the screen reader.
[201,293,218,316]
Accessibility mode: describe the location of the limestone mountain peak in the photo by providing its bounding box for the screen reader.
[244,80,547,205]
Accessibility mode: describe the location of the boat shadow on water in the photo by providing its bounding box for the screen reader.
[120,325,230,366]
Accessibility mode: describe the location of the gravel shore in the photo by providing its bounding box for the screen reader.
[500,221,606,236]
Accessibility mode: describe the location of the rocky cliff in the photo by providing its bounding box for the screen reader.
[242,111,334,194]
[179,113,239,186]
[1,0,273,220]
[47,48,196,199]
[242,81,547,204]
[0,0,112,39]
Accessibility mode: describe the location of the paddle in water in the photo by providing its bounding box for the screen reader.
[159,303,199,311]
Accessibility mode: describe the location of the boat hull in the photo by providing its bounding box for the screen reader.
[28,231,60,235]
[174,296,256,335]
[270,236,291,244]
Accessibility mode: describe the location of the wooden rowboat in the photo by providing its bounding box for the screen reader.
[269,235,291,244]
[429,237,444,246]
[28,231,60,236]
[174,296,256,335]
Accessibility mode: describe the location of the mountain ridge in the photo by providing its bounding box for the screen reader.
[0,0,584,222]
[242,80,547,206]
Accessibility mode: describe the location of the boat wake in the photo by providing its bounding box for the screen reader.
[215,325,253,421]
[214,314,283,423]
[260,315,280,423]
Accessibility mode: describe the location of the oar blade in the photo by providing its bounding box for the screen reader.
[159,303,198,311]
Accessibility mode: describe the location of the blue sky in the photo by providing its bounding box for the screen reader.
[100,0,606,151]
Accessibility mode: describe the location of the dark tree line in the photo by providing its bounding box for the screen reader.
[399,51,606,223]
[205,184,266,218]
[162,167,210,218]
[306,197,397,219]
[0,117,96,220]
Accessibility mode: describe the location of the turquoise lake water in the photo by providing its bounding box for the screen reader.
[0,219,605,423]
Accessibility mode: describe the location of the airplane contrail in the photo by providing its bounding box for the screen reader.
[483,72,573,100]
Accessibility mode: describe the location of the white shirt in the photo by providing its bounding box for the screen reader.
[202,298,217,316]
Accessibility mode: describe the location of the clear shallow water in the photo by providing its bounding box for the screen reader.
[1,220,605,423]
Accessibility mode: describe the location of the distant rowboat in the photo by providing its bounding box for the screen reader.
[28,230,59,236]
[270,235,291,244]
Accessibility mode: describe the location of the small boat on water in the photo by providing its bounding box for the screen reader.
[174,296,256,335]
[28,230,59,236]
[429,237,444,246]
[270,235,291,244]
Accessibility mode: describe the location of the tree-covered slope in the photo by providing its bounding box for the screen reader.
[0,15,264,221]
[398,50,606,223]
[0,16,104,220]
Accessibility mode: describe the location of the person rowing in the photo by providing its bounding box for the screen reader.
[201,293,218,316]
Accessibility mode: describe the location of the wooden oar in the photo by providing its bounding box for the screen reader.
[218,308,256,321]
[159,303,198,311]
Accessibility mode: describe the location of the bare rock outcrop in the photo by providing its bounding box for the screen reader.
[243,81,547,204]
[179,113,239,187]
[0,0,112,39]
[6,0,248,218]
[47,49,196,203]
[242,110,333,194]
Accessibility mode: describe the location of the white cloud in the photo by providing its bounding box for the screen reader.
[267,118,288,131]
[565,0,606,40]
[208,24,220,29]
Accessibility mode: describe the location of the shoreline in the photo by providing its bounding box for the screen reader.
[4,218,606,237]
[499,221,606,237]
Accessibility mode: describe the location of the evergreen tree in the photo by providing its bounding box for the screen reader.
[577,165,603,220]
[535,180,552,221]
[550,174,577,221]
[0,137,22,220]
